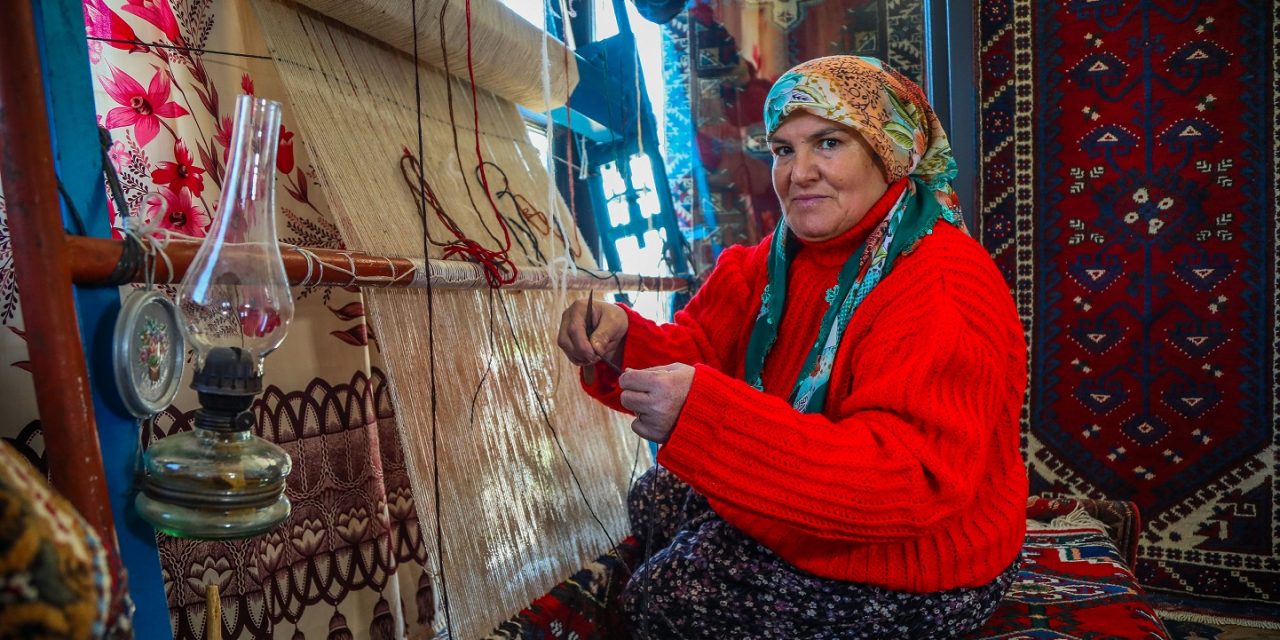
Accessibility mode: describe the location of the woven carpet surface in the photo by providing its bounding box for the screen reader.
[968,498,1171,640]
[976,0,1278,622]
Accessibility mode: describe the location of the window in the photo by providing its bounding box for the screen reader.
[503,0,685,308]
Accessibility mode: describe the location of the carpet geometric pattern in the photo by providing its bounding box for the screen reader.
[976,0,1279,622]
[968,520,1170,638]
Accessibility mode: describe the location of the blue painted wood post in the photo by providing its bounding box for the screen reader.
[31,1,174,637]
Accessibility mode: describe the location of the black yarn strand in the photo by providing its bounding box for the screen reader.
[411,0,454,634]
[86,36,272,60]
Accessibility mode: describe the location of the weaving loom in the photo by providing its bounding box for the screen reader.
[245,1,662,635]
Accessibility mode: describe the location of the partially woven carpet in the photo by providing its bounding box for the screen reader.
[484,538,640,640]
[976,0,1279,622]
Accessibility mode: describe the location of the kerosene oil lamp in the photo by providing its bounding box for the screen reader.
[135,95,295,539]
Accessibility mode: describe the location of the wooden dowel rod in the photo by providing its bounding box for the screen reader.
[206,584,222,640]
[66,234,690,293]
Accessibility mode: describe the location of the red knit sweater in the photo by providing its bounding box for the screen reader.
[583,184,1029,592]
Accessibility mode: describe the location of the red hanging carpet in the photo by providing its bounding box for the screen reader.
[976,0,1279,625]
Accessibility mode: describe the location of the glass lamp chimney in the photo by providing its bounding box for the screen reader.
[178,95,293,371]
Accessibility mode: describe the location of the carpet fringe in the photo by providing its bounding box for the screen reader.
[1025,505,1106,533]
[1156,607,1280,630]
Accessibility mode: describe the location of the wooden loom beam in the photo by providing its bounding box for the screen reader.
[67,234,689,292]
[0,1,117,545]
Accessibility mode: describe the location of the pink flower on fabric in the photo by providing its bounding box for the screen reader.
[83,0,146,53]
[215,115,233,162]
[935,188,961,212]
[145,187,209,237]
[910,128,927,167]
[241,73,255,96]
[120,0,182,45]
[100,66,188,148]
[150,140,205,196]
[107,140,130,168]
[276,125,295,174]
[240,308,282,339]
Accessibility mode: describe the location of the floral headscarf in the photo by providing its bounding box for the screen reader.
[744,56,967,415]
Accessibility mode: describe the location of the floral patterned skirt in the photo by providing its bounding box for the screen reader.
[620,465,1018,640]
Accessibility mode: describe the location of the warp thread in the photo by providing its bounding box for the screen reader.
[474,161,547,263]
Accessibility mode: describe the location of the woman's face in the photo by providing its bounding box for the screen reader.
[770,112,891,242]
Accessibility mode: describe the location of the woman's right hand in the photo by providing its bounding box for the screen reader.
[558,297,628,369]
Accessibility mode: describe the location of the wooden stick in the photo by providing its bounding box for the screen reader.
[206,584,222,640]
[66,234,689,292]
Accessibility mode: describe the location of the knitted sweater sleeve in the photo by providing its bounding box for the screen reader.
[581,244,759,412]
[657,253,1025,543]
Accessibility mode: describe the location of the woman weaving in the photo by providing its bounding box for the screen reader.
[558,56,1027,638]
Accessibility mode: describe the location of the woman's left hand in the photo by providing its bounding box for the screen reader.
[618,363,695,444]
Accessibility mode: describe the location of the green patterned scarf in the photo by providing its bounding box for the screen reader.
[743,56,967,414]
